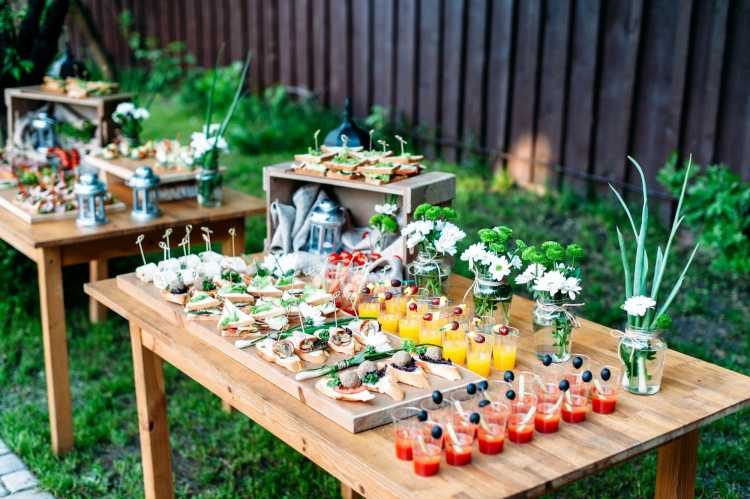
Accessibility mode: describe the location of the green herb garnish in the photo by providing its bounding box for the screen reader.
[326,373,341,388]
[362,371,380,386]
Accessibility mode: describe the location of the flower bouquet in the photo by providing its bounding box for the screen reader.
[403,203,466,297]
[460,226,525,326]
[611,157,698,395]
[368,198,399,251]
[516,241,584,362]
[111,102,149,147]
[194,51,251,207]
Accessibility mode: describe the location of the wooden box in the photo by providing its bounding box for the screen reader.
[5,85,132,147]
[263,162,456,260]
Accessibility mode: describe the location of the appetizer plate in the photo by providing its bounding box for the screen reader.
[116,272,482,432]
[0,189,127,224]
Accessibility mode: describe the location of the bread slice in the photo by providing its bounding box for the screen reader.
[293,151,335,163]
[293,164,328,178]
[161,290,187,305]
[248,300,287,321]
[321,145,363,153]
[255,338,303,372]
[315,378,375,402]
[217,284,255,304]
[185,291,222,312]
[382,154,425,165]
[276,278,306,291]
[364,373,404,400]
[357,164,399,175]
[415,358,462,381]
[353,150,393,164]
[289,331,329,364]
[218,301,255,334]
[386,364,431,389]
[326,169,361,181]
[246,284,283,298]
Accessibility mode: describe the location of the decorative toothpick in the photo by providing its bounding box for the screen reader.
[228,227,237,256]
[368,129,374,150]
[395,135,406,156]
[185,224,193,254]
[340,133,349,150]
[162,228,173,259]
[135,235,146,265]
[378,139,388,153]
[178,236,189,257]
[313,129,320,152]
[158,241,169,261]
[201,226,213,252]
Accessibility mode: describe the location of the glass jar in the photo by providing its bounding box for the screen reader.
[197,169,223,208]
[532,297,575,363]
[618,326,667,395]
[471,272,513,326]
[409,250,451,297]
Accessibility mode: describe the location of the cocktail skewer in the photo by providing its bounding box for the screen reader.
[135,234,147,265]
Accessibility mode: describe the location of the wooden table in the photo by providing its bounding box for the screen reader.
[0,188,265,455]
[85,274,750,499]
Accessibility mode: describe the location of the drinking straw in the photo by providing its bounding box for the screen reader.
[415,433,428,453]
[135,234,146,265]
[552,393,564,413]
[593,378,604,394]
[453,400,466,419]
[519,402,537,426]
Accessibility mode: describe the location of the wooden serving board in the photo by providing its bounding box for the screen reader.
[116,272,482,433]
[84,155,199,184]
[0,189,127,224]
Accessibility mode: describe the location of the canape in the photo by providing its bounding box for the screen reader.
[256,338,303,372]
[293,150,336,164]
[387,350,431,389]
[289,331,329,364]
[357,163,399,185]
[217,282,255,304]
[293,161,329,178]
[218,301,256,336]
[358,360,404,400]
[414,346,462,381]
[327,327,362,355]
[316,372,375,402]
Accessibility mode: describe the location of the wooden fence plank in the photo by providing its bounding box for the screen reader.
[312,0,330,105]
[417,0,442,157]
[462,0,490,152]
[561,0,601,194]
[591,0,643,190]
[485,0,514,167]
[507,0,542,186]
[533,0,572,188]
[328,0,350,109]
[394,0,418,130]
[278,0,295,86]
[351,0,371,118]
[679,0,729,167]
[294,0,313,91]
[440,0,467,163]
[371,0,395,113]
[263,0,280,87]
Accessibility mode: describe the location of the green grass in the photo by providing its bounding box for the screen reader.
[0,96,748,498]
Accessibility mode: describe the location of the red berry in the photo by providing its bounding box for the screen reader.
[499,325,510,336]
[391,279,402,287]
[408,302,417,311]
[361,287,370,295]
[473,334,485,344]
[410,285,419,295]
[423,313,433,321]
[384,291,393,300]
[431,298,441,306]
[453,306,463,316]
[450,321,459,330]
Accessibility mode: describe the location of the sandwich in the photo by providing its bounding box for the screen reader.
[274,274,306,291]
[246,275,283,298]
[324,151,365,180]
[293,149,335,164]
[327,327,362,356]
[414,345,461,381]
[255,338,303,372]
[386,350,431,389]
[382,153,425,165]
[316,372,375,403]
[392,163,423,177]
[356,163,399,185]
[353,148,393,164]
[218,301,255,335]
[217,282,255,304]
[357,360,404,401]
[247,299,287,321]
[321,145,363,154]
[184,291,222,312]
[292,160,328,178]
[289,330,329,364]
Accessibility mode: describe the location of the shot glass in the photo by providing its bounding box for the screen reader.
[477,399,510,454]
[391,406,421,461]
[444,414,475,466]
[442,325,467,365]
[591,364,620,414]
[507,392,537,444]
[514,370,541,398]
[398,315,421,342]
[379,312,401,334]
[412,432,443,477]
[419,398,452,445]
[448,389,479,434]
[561,372,590,423]
[535,364,565,433]
[466,332,493,377]
[492,326,520,371]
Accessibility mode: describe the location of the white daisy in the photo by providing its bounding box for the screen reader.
[488,255,512,282]
[622,295,656,317]
[460,242,489,266]
[561,276,582,300]
[433,222,466,256]
[533,270,566,296]
[374,203,398,216]
[515,263,545,285]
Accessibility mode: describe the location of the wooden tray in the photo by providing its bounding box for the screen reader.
[83,155,201,185]
[0,189,126,224]
[116,272,481,433]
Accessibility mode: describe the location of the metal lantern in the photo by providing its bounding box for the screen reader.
[75,171,108,227]
[30,111,59,151]
[324,98,369,148]
[306,198,345,255]
[128,166,161,220]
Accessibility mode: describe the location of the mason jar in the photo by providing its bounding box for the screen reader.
[409,250,451,297]
[532,297,574,362]
[471,271,513,326]
[196,169,223,208]
[618,326,667,395]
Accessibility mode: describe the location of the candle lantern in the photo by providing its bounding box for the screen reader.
[74,171,108,227]
[128,166,161,220]
[30,111,59,151]
[306,198,345,255]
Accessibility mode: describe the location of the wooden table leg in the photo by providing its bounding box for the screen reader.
[341,482,365,499]
[129,322,174,499]
[89,259,109,323]
[655,429,699,499]
[38,247,73,455]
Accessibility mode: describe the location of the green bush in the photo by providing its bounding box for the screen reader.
[658,154,750,275]
[179,65,338,154]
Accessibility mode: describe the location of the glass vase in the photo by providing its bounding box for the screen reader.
[618,326,667,395]
[471,272,512,326]
[197,169,223,208]
[409,250,451,298]
[532,297,575,362]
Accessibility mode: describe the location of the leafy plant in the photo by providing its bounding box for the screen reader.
[658,154,750,275]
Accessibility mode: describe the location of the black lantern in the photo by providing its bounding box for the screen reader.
[324,98,370,148]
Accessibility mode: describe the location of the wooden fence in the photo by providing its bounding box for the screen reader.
[71,0,750,194]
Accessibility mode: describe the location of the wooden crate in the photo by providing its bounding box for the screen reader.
[5,85,133,147]
[116,272,481,433]
[263,162,456,260]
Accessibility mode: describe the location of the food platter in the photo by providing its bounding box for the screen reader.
[115,270,482,432]
[0,188,126,224]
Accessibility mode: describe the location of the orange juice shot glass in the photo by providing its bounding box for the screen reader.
[356,288,381,319]
[507,392,537,444]
[477,396,510,455]
[391,406,421,461]
[591,364,620,414]
[441,321,467,365]
[492,325,519,371]
[561,372,591,423]
[419,312,443,346]
[466,332,493,377]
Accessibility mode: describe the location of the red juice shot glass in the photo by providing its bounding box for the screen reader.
[444,418,475,466]
[419,398,451,447]
[591,364,620,414]
[535,364,565,433]
[508,392,537,444]
[391,406,421,461]
[561,372,590,423]
[477,399,509,454]
[412,432,443,477]
[448,389,479,436]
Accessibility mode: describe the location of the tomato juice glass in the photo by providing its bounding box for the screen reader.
[561,373,590,423]
[412,433,443,477]
[449,390,479,434]
[534,364,565,433]
[391,406,422,460]
[514,370,541,398]
[444,419,475,466]
[419,399,451,445]
[477,400,509,454]
[591,364,620,414]
[507,392,537,444]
